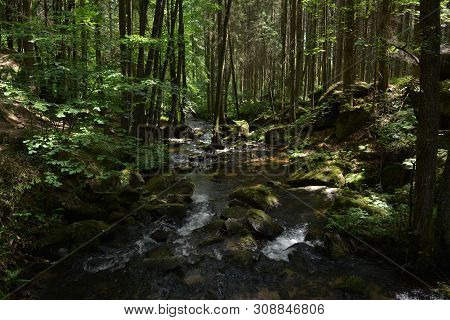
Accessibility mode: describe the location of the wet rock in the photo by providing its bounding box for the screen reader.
[165,193,193,204]
[193,219,227,247]
[36,220,110,258]
[247,209,283,238]
[151,229,170,242]
[228,199,250,208]
[288,163,345,188]
[143,246,183,272]
[221,206,248,219]
[143,175,195,198]
[335,108,371,141]
[183,269,204,286]
[229,185,279,210]
[224,218,249,235]
[224,234,258,266]
[140,203,188,223]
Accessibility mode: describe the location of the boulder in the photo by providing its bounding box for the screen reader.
[232,120,250,138]
[140,203,188,223]
[143,246,183,272]
[224,234,258,266]
[143,175,195,198]
[36,220,109,258]
[221,206,249,219]
[246,209,283,238]
[229,185,279,210]
[335,108,371,141]
[151,229,171,242]
[48,191,108,221]
[224,218,249,235]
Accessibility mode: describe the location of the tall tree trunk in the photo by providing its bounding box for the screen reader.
[293,0,304,121]
[228,34,240,118]
[280,0,288,114]
[377,0,390,92]
[343,0,356,106]
[412,0,441,268]
[334,0,344,82]
[213,0,233,132]
[22,0,34,75]
[288,0,297,122]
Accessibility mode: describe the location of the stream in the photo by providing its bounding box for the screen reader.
[27,119,440,300]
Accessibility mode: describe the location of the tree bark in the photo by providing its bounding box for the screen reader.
[412,0,441,268]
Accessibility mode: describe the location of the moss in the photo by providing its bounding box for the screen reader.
[247,209,283,238]
[221,206,248,219]
[140,203,188,222]
[331,192,390,216]
[289,164,345,188]
[143,246,183,272]
[229,185,279,210]
[335,275,369,296]
[326,191,405,248]
[144,175,194,197]
[345,172,367,190]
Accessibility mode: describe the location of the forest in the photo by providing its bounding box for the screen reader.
[0,0,449,299]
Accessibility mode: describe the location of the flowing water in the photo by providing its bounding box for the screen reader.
[26,119,441,300]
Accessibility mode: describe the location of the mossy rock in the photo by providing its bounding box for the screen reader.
[224,217,250,235]
[224,234,258,266]
[334,275,370,298]
[232,120,250,138]
[143,246,183,272]
[221,206,249,219]
[193,219,227,247]
[331,191,390,216]
[345,172,367,191]
[140,203,188,222]
[143,175,194,197]
[36,220,109,258]
[229,185,279,210]
[336,108,371,141]
[48,191,108,222]
[247,209,283,238]
[288,164,345,188]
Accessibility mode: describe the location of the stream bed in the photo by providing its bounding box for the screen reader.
[27,119,440,300]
